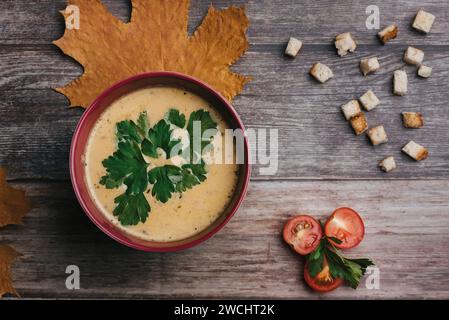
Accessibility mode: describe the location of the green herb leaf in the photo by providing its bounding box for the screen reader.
[148,120,181,158]
[182,163,207,182]
[137,111,150,136]
[148,165,182,203]
[306,237,375,289]
[116,120,142,144]
[113,193,150,226]
[100,140,148,194]
[100,140,150,226]
[141,138,158,158]
[306,240,325,278]
[174,163,208,193]
[187,110,218,161]
[167,109,186,128]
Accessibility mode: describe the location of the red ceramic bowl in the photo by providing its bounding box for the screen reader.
[70,72,251,252]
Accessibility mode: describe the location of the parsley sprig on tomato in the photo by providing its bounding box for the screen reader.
[306,235,374,290]
[283,208,374,293]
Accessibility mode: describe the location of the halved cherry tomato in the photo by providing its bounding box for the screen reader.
[283,215,323,255]
[304,260,343,293]
[324,207,365,249]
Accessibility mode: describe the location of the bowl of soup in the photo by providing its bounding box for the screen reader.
[70,72,250,252]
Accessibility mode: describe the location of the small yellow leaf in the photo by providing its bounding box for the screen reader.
[0,244,21,298]
[0,168,32,228]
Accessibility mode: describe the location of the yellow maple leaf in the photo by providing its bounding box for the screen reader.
[0,168,32,228]
[54,0,251,109]
[0,167,31,298]
[0,244,21,298]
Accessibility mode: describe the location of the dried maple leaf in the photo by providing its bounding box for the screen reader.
[54,0,250,108]
[0,244,21,298]
[0,168,32,228]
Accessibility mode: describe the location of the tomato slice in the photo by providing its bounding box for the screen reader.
[283,215,323,255]
[304,260,343,293]
[324,207,365,249]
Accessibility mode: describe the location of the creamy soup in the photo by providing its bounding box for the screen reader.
[84,86,239,242]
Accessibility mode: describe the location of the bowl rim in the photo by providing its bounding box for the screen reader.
[70,71,251,252]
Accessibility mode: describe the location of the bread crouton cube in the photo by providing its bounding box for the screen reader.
[285,37,303,58]
[403,47,424,65]
[359,90,380,111]
[418,65,432,78]
[368,125,388,146]
[402,141,428,161]
[350,113,368,136]
[412,10,435,34]
[378,24,398,44]
[310,63,333,83]
[335,32,357,57]
[341,100,361,120]
[393,70,408,96]
[379,156,396,172]
[402,112,424,128]
[360,57,380,76]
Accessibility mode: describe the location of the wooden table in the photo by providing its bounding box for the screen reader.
[1,0,449,299]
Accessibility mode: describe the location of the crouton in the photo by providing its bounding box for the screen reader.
[350,113,368,135]
[378,24,398,44]
[360,57,380,76]
[310,62,333,83]
[393,70,408,96]
[412,9,435,34]
[379,156,396,172]
[402,141,428,161]
[368,125,388,146]
[403,46,424,65]
[359,90,380,111]
[285,37,303,58]
[335,32,357,57]
[402,112,424,128]
[418,65,432,78]
[341,100,361,120]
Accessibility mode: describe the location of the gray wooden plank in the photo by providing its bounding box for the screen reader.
[1,43,449,179]
[2,179,449,299]
[0,0,448,45]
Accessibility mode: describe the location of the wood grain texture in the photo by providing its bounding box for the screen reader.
[1,0,449,299]
[0,0,448,45]
[1,180,449,299]
[1,0,449,180]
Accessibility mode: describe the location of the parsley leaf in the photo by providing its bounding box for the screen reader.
[148,165,181,203]
[113,193,150,226]
[174,163,208,193]
[100,140,148,193]
[100,140,151,226]
[137,111,150,136]
[306,237,375,289]
[187,110,218,162]
[116,120,142,144]
[167,109,186,128]
[305,240,325,278]
[148,163,209,201]
[148,120,181,158]
[141,138,158,158]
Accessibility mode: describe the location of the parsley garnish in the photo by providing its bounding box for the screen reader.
[147,165,181,203]
[99,109,217,226]
[147,120,181,158]
[186,110,218,162]
[167,109,186,128]
[306,235,375,289]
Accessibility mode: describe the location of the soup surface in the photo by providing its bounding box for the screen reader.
[85,86,239,242]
